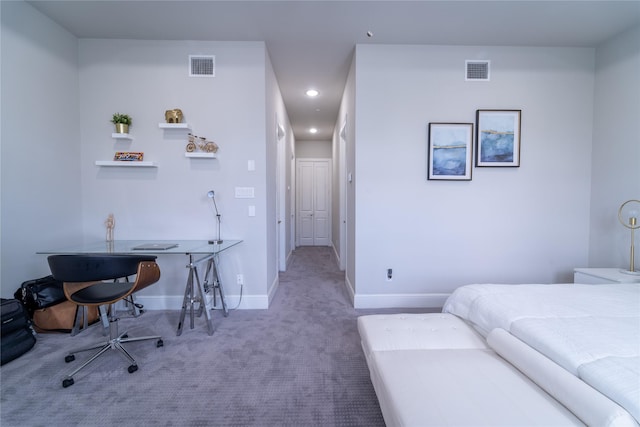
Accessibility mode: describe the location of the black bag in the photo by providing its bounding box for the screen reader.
[14,275,66,315]
[1,298,36,365]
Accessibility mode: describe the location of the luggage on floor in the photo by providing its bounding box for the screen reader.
[32,300,100,333]
[14,275,66,316]
[1,298,36,365]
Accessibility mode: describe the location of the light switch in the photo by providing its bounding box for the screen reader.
[248,160,255,171]
[235,187,255,198]
[248,205,256,217]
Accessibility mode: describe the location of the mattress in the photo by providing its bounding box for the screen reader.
[358,313,488,356]
[358,314,585,426]
[442,283,640,424]
[369,348,583,426]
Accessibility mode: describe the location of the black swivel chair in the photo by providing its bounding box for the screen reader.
[47,254,164,388]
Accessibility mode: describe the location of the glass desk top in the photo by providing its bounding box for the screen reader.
[37,239,242,255]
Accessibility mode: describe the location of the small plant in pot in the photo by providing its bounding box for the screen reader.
[111,113,132,134]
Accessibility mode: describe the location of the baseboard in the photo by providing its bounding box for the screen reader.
[331,242,346,271]
[353,293,450,309]
[135,293,269,311]
[267,274,279,306]
[135,287,448,311]
[344,274,355,305]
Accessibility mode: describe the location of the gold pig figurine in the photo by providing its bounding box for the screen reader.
[165,109,183,123]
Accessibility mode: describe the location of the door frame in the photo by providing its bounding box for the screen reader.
[296,158,332,247]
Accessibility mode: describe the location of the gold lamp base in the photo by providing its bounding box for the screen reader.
[618,199,640,275]
[620,269,640,276]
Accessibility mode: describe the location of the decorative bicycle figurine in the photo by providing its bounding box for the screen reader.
[186,133,219,154]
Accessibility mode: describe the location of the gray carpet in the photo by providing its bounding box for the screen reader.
[1,247,432,426]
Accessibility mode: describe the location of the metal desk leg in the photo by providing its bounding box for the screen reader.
[176,254,215,336]
[203,256,228,317]
[195,266,215,335]
[176,260,194,336]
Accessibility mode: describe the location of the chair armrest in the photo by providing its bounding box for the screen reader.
[130,261,161,294]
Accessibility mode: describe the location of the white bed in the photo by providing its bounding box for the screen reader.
[443,283,640,423]
[358,283,640,426]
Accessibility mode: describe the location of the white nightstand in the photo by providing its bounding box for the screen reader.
[573,268,640,284]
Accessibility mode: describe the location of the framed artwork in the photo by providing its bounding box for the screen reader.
[476,109,521,167]
[114,152,144,161]
[427,123,473,181]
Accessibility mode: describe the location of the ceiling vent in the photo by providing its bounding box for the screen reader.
[189,55,215,77]
[465,60,490,81]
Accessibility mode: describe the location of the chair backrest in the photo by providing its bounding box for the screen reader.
[48,255,157,282]
[48,255,160,306]
[130,259,161,294]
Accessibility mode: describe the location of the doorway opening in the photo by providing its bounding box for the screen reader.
[296,158,331,246]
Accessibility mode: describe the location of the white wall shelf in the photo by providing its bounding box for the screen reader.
[95,161,157,167]
[159,123,190,129]
[112,133,133,140]
[185,152,216,158]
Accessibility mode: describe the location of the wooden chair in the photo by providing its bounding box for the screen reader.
[47,254,164,388]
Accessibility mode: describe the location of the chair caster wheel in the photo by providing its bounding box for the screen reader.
[65,355,75,363]
[122,334,129,339]
[156,339,164,348]
[62,378,74,388]
[128,364,138,373]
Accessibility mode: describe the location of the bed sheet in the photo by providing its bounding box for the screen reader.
[442,283,640,423]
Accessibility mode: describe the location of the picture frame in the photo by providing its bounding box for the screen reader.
[476,109,521,167]
[427,123,473,181]
[114,152,144,161]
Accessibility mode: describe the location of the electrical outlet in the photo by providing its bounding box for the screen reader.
[387,268,393,281]
[237,274,244,285]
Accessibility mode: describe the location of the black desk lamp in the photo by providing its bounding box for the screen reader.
[207,190,223,244]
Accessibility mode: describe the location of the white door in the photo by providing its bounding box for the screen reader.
[297,159,331,246]
[339,117,347,270]
[276,119,287,272]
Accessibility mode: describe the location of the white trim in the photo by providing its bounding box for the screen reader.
[296,158,332,246]
[353,293,450,309]
[267,274,280,307]
[331,243,342,270]
[344,274,355,305]
[134,293,269,311]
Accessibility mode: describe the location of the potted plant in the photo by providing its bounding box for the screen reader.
[111,113,132,134]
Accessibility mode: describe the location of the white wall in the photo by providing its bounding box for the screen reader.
[589,25,640,268]
[4,1,635,309]
[352,44,595,308]
[76,39,271,308]
[0,1,293,307]
[331,113,348,269]
[265,49,295,296]
[337,58,357,296]
[296,140,332,158]
[1,1,82,296]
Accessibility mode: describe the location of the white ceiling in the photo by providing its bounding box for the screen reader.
[27,0,640,140]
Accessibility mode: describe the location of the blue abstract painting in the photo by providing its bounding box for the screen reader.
[477,110,521,167]
[428,123,473,180]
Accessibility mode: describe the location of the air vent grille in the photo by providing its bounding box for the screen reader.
[189,55,215,77]
[465,60,490,81]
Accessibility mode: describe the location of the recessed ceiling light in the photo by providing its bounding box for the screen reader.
[306,89,319,97]
[309,128,318,134]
